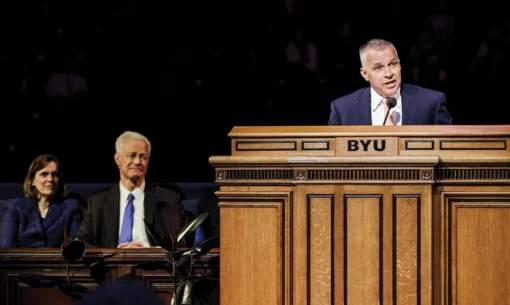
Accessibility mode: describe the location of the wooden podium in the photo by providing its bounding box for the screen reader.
[209,125,510,305]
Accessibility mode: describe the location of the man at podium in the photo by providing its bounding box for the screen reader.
[328,38,452,126]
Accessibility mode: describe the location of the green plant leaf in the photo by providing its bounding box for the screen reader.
[171,249,188,261]
[176,212,209,243]
[182,236,217,259]
[171,280,194,305]
[144,218,174,252]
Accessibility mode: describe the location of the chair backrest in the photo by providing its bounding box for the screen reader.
[0,199,12,222]
[0,182,220,246]
[0,183,24,200]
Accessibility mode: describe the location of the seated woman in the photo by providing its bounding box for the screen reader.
[0,154,82,248]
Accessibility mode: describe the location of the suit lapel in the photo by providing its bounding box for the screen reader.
[104,185,120,247]
[401,84,419,125]
[144,184,158,246]
[42,200,63,231]
[358,87,373,125]
[144,184,157,223]
[26,199,44,238]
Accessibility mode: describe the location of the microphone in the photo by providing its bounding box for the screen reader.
[382,97,397,125]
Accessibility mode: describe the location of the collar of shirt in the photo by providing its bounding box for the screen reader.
[370,86,402,111]
[119,181,146,204]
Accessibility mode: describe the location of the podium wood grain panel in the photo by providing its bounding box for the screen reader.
[394,195,420,305]
[218,192,292,305]
[345,194,382,305]
[400,137,510,157]
[308,194,333,305]
[232,138,336,156]
[441,192,510,305]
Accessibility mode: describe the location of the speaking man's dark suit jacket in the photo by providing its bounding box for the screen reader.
[0,197,82,248]
[328,84,453,125]
[76,183,187,248]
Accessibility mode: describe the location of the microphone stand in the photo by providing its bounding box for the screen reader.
[382,109,391,125]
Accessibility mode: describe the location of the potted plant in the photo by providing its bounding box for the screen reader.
[138,200,219,305]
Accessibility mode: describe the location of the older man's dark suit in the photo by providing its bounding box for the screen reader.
[76,183,186,248]
[328,84,453,125]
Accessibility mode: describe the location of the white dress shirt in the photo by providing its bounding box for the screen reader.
[118,181,151,247]
[370,87,403,125]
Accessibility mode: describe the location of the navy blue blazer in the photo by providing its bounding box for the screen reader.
[0,197,83,248]
[328,84,453,125]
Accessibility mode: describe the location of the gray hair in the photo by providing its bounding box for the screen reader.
[115,131,151,155]
[359,39,398,68]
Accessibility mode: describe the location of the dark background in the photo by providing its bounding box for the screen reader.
[0,1,509,183]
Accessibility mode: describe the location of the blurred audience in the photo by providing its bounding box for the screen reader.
[0,4,509,183]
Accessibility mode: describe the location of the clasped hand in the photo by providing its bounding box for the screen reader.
[117,241,145,248]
